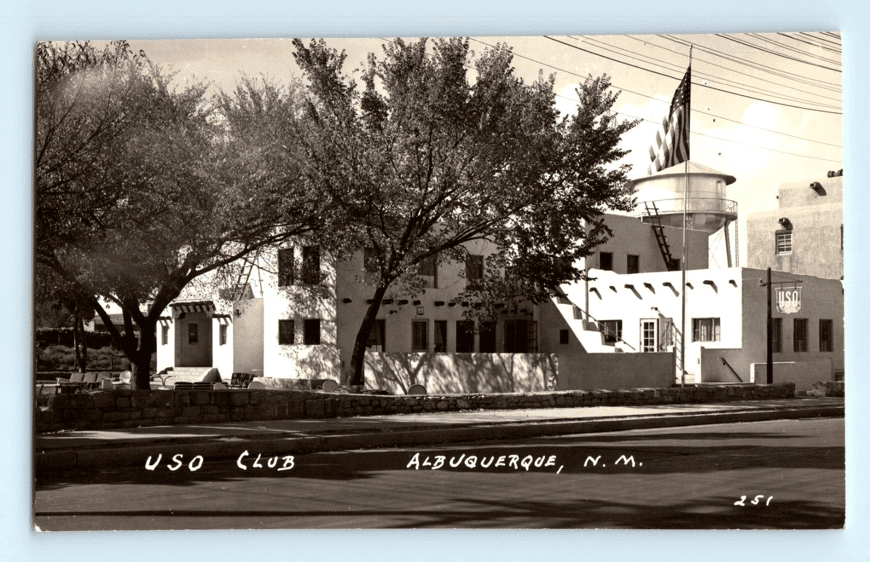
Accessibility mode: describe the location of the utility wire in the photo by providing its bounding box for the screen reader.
[542,35,841,115]
[715,34,841,73]
[746,33,842,66]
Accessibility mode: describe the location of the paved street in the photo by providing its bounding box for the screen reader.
[34,417,844,530]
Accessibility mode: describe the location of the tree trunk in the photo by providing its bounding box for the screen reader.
[72,317,83,372]
[347,285,388,387]
[129,321,156,391]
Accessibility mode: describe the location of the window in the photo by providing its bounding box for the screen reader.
[188,323,198,344]
[161,325,169,346]
[772,318,782,353]
[600,320,622,344]
[434,320,447,352]
[599,252,613,271]
[303,319,321,345]
[479,321,497,352]
[278,248,294,287]
[219,324,227,346]
[775,231,792,255]
[366,319,386,351]
[819,319,834,352]
[505,320,537,353]
[418,254,438,288]
[301,246,320,286]
[627,255,639,274]
[278,320,295,345]
[466,255,484,286]
[641,319,657,352]
[456,321,475,352]
[412,320,428,351]
[692,318,721,342]
[559,329,569,345]
[793,318,808,352]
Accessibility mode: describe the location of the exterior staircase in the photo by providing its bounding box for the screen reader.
[550,294,619,353]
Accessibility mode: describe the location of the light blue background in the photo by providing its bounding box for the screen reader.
[3,1,865,560]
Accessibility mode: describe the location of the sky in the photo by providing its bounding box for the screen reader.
[127,34,842,267]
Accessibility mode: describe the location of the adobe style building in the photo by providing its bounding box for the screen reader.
[156,164,844,393]
[746,170,844,280]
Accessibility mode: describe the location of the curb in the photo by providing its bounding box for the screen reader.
[34,404,843,475]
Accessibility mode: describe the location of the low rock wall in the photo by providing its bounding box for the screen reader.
[35,383,796,433]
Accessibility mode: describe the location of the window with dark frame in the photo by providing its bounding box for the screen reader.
[412,320,428,351]
[479,321,497,353]
[775,231,792,255]
[599,252,613,271]
[278,248,294,287]
[466,254,484,286]
[301,246,320,286]
[278,319,295,345]
[819,319,833,352]
[772,318,782,353]
[627,254,639,274]
[793,318,808,352]
[433,320,447,352]
[559,329,569,345]
[188,323,198,344]
[456,321,475,352]
[505,320,537,353]
[161,325,169,346]
[600,320,622,344]
[418,254,438,288]
[692,318,721,342]
[219,324,227,346]
[303,319,321,345]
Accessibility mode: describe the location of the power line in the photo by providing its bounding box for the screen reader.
[776,32,842,55]
[746,33,842,66]
[715,34,841,73]
[574,35,842,108]
[542,35,841,115]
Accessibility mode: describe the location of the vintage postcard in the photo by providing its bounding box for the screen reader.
[33,33,844,531]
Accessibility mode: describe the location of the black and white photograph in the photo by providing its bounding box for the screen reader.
[29,30,849,534]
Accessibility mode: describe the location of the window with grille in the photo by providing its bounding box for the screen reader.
[278,319,294,345]
[819,319,833,352]
[278,248,294,287]
[303,319,321,345]
[793,318,808,352]
[434,320,447,352]
[456,321,475,352]
[692,318,721,342]
[600,320,622,344]
[775,232,792,255]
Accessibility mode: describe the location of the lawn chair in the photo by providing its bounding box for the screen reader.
[173,381,194,391]
[230,372,255,389]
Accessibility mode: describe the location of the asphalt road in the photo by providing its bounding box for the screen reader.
[34,417,844,530]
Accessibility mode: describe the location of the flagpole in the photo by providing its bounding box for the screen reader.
[679,45,693,388]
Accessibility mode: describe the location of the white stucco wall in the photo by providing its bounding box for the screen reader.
[233,298,264,374]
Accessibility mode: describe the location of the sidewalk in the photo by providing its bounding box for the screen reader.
[35,396,844,474]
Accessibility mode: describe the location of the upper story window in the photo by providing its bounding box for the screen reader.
[364,247,379,273]
[303,318,321,345]
[627,254,639,274]
[466,254,484,287]
[278,319,295,345]
[301,246,320,286]
[599,252,613,271]
[600,320,622,344]
[819,319,834,352]
[418,254,438,288]
[278,248,294,287]
[775,231,792,255]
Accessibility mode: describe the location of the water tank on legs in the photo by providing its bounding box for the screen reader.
[631,161,737,233]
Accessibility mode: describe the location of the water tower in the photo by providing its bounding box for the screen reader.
[630,161,738,269]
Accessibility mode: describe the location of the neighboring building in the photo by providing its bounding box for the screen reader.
[746,170,844,280]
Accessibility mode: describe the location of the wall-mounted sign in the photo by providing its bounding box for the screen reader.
[775,286,802,314]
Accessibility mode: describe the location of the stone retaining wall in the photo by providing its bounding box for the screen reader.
[35,383,796,433]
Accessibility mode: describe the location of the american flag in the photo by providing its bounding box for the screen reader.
[647,66,691,175]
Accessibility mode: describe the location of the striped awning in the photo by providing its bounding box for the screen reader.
[169,300,216,314]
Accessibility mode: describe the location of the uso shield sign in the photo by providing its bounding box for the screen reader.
[775,286,802,314]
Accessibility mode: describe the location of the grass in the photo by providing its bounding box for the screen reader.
[36,345,155,373]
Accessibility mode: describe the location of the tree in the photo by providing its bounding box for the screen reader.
[35,42,323,389]
[35,263,96,371]
[291,38,638,386]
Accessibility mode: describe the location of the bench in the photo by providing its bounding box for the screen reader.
[173,381,221,391]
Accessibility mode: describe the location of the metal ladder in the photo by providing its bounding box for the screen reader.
[228,249,260,301]
[644,201,678,271]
